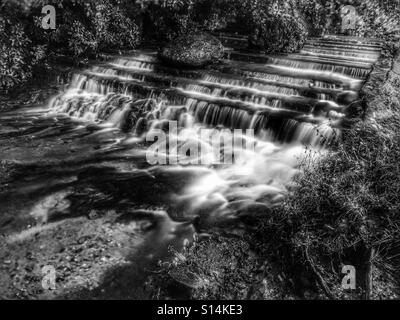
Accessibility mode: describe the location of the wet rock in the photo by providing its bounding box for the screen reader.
[121,100,154,133]
[159,33,225,68]
[313,101,342,116]
[337,91,359,105]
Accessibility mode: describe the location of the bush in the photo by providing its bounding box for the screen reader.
[0,2,46,93]
[29,0,140,56]
[355,0,400,40]
[146,236,264,300]
[190,0,243,32]
[139,0,196,42]
[246,0,308,53]
[140,0,310,53]
[0,18,30,93]
[0,0,141,92]
[296,0,329,36]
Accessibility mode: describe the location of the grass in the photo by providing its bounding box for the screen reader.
[146,235,296,300]
[259,46,400,299]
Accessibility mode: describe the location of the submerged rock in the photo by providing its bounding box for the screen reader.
[159,33,225,68]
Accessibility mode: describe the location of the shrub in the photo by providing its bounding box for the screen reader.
[1,0,141,92]
[0,17,30,93]
[0,2,46,93]
[139,0,197,42]
[29,0,140,56]
[140,0,309,53]
[355,0,400,40]
[190,0,243,32]
[296,0,329,36]
[241,0,307,53]
[146,236,263,300]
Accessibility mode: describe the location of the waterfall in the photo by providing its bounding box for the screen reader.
[45,35,380,223]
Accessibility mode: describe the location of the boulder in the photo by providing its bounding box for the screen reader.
[159,33,225,68]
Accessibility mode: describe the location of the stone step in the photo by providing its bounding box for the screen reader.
[302,45,380,56]
[304,42,382,53]
[98,63,348,98]
[311,38,383,49]
[83,69,346,115]
[322,34,384,45]
[219,61,365,89]
[299,51,378,64]
[227,51,373,70]
[303,46,382,58]
[105,54,364,90]
[78,72,319,121]
[287,54,372,69]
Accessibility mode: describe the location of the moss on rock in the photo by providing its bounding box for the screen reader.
[158,33,225,68]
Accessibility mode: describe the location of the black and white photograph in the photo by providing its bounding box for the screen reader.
[0,0,400,305]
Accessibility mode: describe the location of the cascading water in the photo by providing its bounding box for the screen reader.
[42,35,380,233]
[0,35,382,254]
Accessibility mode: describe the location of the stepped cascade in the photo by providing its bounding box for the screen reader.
[1,35,382,231]
[41,35,381,223]
[51,35,382,144]
[3,0,400,300]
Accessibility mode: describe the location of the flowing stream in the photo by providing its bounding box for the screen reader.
[0,35,381,255]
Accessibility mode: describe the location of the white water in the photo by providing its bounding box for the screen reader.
[46,36,378,222]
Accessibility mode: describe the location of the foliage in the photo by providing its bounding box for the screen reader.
[28,0,140,56]
[191,0,242,32]
[294,0,400,39]
[246,0,308,53]
[146,236,264,300]
[138,0,240,42]
[0,0,140,92]
[355,0,400,40]
[139,0,197,42]
[296,0,330,36]
[256,54,400,298]
[140,0,309,53]
[0,17,30,92]
[0,2,46,93]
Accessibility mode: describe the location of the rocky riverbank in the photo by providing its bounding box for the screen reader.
[0,87,170,300]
